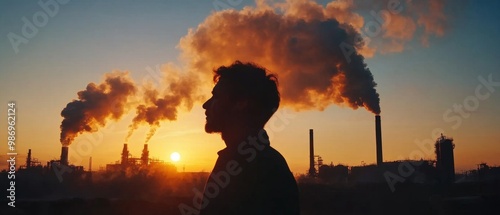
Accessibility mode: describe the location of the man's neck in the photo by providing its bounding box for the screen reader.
[221,126,262,148]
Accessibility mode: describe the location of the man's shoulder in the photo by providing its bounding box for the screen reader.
[256,146,292,171]
[259,145,285,160]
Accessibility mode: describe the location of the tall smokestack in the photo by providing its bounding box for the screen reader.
[308,129,315,176]
[26,149,32,168]
[121,143,129,166]
[375,115,383,166]
[89,157,92,172]
[141,144,149,166]
[60,146,69,166]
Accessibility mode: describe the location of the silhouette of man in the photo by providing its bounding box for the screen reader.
[200,61,300,215]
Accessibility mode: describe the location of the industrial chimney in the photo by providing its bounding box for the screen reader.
[26,149,32,168]
[89,157,92,172]
[141,144,149,166]
[375,115,383,166]
[308,129,315,176]
[60,146,69,166]
[121,143,129,166]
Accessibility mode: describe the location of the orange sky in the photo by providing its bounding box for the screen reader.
[1,0,500,174]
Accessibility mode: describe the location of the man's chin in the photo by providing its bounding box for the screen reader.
[205,123,221,133]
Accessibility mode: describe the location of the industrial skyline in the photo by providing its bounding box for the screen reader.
[2,1,500,214]
[14,128,497,187]
[1,0,500,176]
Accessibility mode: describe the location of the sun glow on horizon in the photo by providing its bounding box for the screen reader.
[170,152,181,162]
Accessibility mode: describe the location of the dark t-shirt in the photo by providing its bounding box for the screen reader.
[199,130,300,215]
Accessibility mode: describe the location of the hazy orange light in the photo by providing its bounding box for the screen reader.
[170,152,181,162]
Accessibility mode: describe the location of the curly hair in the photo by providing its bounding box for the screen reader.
[213,61,280,128]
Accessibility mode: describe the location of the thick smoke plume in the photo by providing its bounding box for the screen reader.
[60,72,137,146]
[60,0,451,144]
[180,0,450,114]
[181,0,382,113]
[126,65,200,143]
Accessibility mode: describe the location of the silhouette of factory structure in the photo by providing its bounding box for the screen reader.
[18,146,86,177]
[105,143,176,172]
[306,115,477,185]
[16,143,176,177]
[4,117,499,215]
[7,115,500,189]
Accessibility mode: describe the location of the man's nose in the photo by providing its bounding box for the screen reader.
[202,98,211,109]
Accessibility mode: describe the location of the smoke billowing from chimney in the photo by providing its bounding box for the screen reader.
[180,0,382,114]
[60,72,137,145]
[179,0,453,114]
[126,65,201,142]
[59,0,452,144]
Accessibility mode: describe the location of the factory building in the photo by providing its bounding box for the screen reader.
[106,143,175,172]
[307,116,456,185]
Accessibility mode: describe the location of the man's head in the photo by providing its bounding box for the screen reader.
[203,61,280,134]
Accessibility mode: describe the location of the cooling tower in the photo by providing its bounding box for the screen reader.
[60,146,69,166]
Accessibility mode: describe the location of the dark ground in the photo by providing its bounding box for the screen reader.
[1,166,499,215]
[1,181,499,215]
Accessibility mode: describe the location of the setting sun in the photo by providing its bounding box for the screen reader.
[170,152,181,162]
